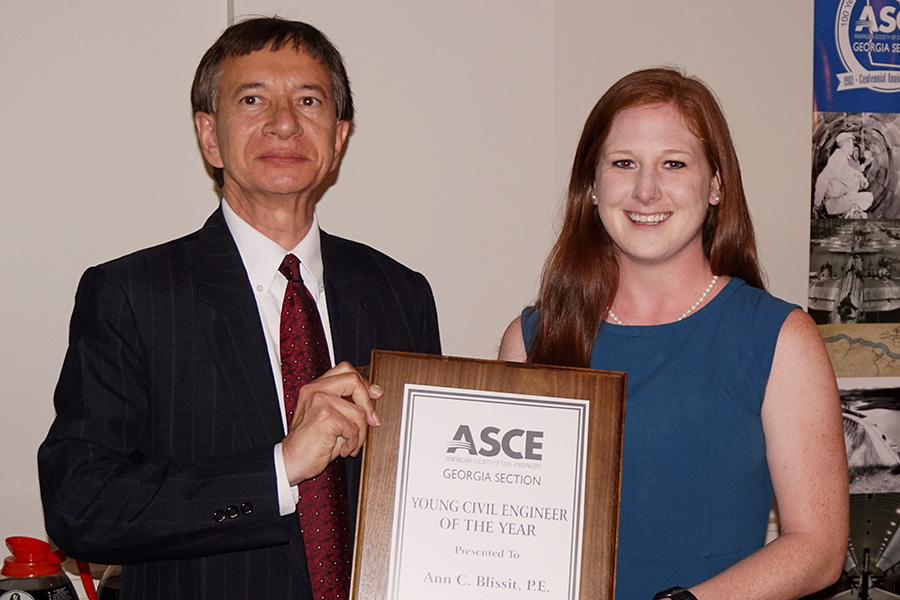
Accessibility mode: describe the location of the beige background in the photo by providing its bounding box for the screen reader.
[1,0,812,570]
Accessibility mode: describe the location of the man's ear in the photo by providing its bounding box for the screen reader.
[194,112,224,169]
[330,120,352,171]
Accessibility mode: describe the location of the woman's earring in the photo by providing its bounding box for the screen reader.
[712,193,721,205]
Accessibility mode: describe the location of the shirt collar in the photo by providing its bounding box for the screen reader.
[221,198,325,295]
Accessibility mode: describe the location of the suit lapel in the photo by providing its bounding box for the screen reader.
[321,231,377,367]
[197,209,317,596]
[319,231,378,530]
[198,208,284,446]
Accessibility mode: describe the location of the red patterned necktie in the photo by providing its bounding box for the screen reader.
[279,253,351,599]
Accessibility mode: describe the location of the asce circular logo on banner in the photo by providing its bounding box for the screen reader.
[835,0,900,92]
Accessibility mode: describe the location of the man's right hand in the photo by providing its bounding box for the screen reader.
[280,362,383,485]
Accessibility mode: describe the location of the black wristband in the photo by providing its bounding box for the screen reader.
[652,587,698,600]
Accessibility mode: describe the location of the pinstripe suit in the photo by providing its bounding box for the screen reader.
[38,207,441,599]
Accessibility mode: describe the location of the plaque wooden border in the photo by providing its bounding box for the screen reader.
[351,351,627,599]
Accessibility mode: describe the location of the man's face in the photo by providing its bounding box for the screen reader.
[195,45,349,206]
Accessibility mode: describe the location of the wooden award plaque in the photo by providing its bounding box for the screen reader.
[350,351,626,600]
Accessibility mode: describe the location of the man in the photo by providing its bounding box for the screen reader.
[38,17,441,599]
[814,131,874,218]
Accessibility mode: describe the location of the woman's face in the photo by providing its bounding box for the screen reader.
[594,102,719,271]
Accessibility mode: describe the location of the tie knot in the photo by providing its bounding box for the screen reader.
[279,254,302,283]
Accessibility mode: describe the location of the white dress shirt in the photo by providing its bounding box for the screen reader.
[221,199,335,515]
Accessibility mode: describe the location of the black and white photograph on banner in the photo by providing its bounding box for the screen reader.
[798,376,900,599]
[812,112,900,220]
[842,378,900,494]
[809,219,900,325]
[835,493,900,599]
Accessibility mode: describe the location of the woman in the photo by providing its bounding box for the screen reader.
[499,68,848,600]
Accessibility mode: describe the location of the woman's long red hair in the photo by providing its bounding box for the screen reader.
[528,68,764,367]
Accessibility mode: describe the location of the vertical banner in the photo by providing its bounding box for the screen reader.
[810,1,900,596]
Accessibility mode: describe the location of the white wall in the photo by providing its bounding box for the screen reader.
[0,0,812,560]
[0,0,226,552]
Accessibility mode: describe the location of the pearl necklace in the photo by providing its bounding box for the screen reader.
[607,275,719,326]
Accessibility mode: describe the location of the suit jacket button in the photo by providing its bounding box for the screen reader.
[226,505,239,518]
[241,502,253,515]
[213,509,226,523]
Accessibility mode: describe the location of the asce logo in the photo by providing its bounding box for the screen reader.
[854,2,900,34]
[446,425,543,460]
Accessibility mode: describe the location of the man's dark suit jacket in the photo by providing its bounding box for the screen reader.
[38,208,441,599]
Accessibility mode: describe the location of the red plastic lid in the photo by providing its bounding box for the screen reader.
[1,536,66,577]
